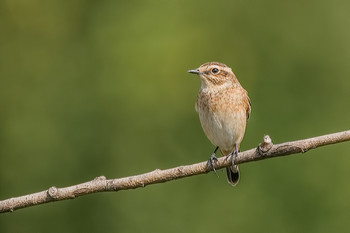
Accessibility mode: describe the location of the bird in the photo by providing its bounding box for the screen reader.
[188,62,251,186]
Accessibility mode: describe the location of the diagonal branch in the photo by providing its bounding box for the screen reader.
[1,130,349,213]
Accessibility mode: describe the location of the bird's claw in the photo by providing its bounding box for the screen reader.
[208,153,219,177]
[226,150,238,166]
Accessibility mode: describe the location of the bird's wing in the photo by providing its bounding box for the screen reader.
[246,95,252,121]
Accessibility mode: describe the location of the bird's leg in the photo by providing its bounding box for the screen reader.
[227,144,239,166]
[208,146,219,177]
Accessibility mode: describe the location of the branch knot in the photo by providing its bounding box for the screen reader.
[47,186,59,199]
[257,135,273,155]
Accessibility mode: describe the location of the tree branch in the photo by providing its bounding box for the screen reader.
[1,130,349,213]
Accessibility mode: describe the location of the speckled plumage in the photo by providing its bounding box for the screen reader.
[189,62,251,186]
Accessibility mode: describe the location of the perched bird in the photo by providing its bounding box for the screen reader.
[188,62,251,186]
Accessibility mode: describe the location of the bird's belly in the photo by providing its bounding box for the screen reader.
[198,109,246,152]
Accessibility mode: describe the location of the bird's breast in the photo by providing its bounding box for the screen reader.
[196,88,248,152]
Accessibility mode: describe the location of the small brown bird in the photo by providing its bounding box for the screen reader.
[188,62,251,186]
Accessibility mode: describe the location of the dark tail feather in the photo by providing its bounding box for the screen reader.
[226,165,240,186]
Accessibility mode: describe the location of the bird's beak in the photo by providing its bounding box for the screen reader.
[187,69,200,75]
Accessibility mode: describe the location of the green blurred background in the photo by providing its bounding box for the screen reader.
[1,0,349,232]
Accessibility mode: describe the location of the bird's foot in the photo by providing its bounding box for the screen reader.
[226,150,238,166]
[207,153,219,177]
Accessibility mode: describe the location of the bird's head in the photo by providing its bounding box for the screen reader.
[188,62,239,89]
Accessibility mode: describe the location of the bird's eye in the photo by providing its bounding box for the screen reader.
[211,68,219,74]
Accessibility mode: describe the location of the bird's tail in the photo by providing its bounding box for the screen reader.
[226,165,239,186]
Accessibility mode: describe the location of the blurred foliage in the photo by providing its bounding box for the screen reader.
[0,0,349,232]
